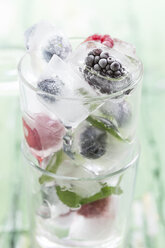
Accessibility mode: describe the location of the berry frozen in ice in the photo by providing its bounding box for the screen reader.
[80,126,107,159]
[78,198,109,218]
[83,48,128,94]
[43,35,72,62]
[23,118,42,150]
[37,76,64,103]
[84,34,114,48]
[23,114,65,158]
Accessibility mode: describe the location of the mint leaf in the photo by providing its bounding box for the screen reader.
[87,115,129,142]
[39,150,64,184]
[55,185,123,208]
[56,186,82,208]
[80,186,122,205]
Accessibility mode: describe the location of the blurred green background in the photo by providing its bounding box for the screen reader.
[0,0,165,247]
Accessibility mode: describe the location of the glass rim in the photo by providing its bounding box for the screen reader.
[17,40,143,102]
[22,141,140,182]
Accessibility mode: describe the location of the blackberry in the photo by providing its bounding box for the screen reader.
[37,77,64,103]
[43,35,72,62]
[80,126,107,159]
[83,48,128,94]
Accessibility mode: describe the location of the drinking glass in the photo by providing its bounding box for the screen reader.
[18,38,143,248]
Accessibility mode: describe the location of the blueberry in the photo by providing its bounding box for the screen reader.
[94,64,101,71]
[110,62,121,71]
[37,77,64,103]
[43,35,72,62]
[99,59,107,68]
[80,126,107,159]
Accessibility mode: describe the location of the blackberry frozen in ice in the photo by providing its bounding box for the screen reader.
[80,125,107,159]
[37,76,64,103]
[43,35,72,62]
[83,48,129,94]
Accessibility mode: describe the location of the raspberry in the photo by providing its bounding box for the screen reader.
[84,34,114,48]
[23,118,42,150]
[78,198,109,218]
[23,114,65,158]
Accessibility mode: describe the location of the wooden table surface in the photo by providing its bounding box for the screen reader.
[0,49,164,248]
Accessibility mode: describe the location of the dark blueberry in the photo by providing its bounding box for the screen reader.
[107,57,114,64]
[98,58,107,68]
[94,56,100,64]
[105,64,110,70]
[110,62,121,71]
[37,77,64,103]
[80,126,107,159]
[85,55,94,67]
[100,52,109,59]
[92,48,102,56]
[94,64,101,71]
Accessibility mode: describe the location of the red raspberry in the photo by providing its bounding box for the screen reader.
[23,113,65,158]
[84,34,114,48]
[23,118,42,150]
[77,197,109,218]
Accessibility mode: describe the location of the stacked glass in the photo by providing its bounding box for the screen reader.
[18,22,143,248]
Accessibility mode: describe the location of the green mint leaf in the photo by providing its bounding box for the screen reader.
[55,185,123,208]
[39,150,64,184]
[87,115,129,142]
[80,186,122,205]
[56,186,82,208]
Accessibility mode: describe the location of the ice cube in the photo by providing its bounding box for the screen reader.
[23,113,65,159]
[69,196,118,240]
[68,40,97,71]
[56,160,102,198]
[25,21,72,76]
[37,54,102,128]
[101,98,132,128]
[71,121,135,174]
[69,41,141,96]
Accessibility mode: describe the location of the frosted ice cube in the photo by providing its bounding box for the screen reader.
[68,40,97,71]
[56,160,102,198]
[101,98,132,128]
[37,54,102,128]
[69,41,141,95]
[69,196,118,240]
[25,21,72,76]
